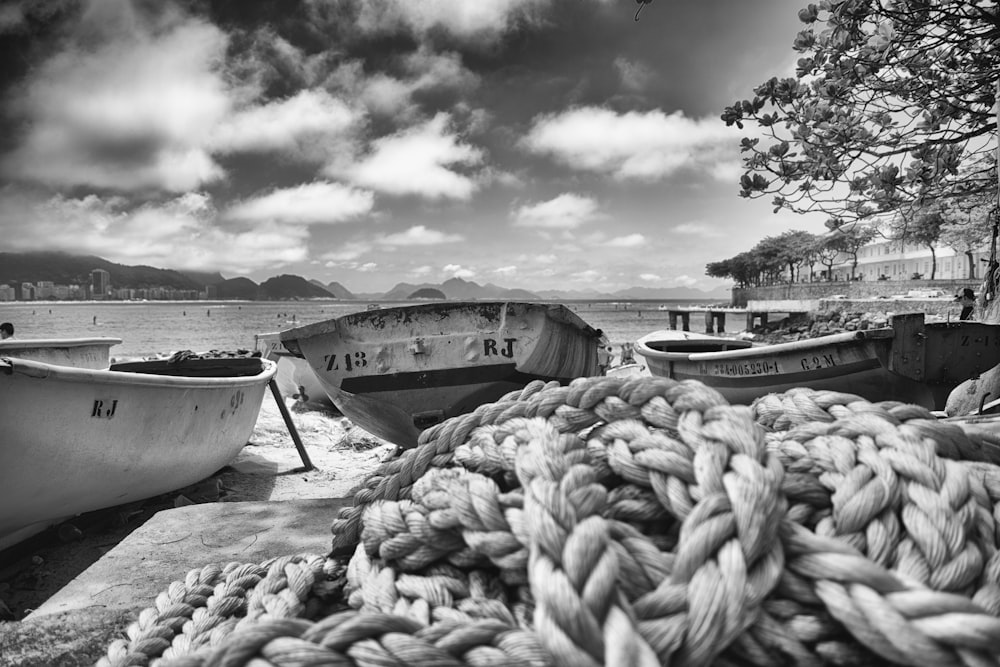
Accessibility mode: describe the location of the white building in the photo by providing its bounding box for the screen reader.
[825,238,989,282]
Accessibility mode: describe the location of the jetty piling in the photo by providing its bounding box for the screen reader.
[666,302,815,334]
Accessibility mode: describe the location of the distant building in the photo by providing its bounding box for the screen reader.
[19,282,34,300]
[823,238,988,282]
[91,269,111,300]
[35,281,55,300]
[0,284,15,301]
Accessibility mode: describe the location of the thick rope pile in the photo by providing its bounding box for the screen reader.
[99,377,1000,666]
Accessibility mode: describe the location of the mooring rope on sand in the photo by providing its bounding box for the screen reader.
[99,376,1000,666]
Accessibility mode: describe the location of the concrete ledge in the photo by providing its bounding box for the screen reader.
[746,299,821,312]
[27,498,350,619]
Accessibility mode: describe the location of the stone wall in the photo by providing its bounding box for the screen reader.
[732,278,980,307]
[817,298,968,320]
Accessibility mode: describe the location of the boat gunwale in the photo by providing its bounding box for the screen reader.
[0,356,277,389]
[278,301,601,347]
[0,336,123,349]
[254,331,297,359]
[635,328,893,362]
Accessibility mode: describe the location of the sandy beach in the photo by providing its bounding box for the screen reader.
[0,395,396,622]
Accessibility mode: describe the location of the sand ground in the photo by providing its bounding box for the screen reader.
[0,396,396,622]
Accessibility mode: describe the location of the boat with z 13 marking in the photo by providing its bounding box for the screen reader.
[255,331,333,409]
[279,301,603,448]
[0,354,276,550]
[633,312,1000,410]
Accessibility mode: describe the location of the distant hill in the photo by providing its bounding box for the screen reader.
[216,277,259,300]
[180,269,226,287]
[0,251,201,290]
[325,281,356,299]
[259,274,334,300]
[408,287,446,299]
[0,251,731,302]
[383,277,541,301]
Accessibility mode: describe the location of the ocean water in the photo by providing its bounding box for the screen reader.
[0,298,728,360]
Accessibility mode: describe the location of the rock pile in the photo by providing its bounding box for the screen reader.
[749,310,895,344]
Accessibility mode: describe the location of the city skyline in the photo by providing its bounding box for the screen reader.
[0,0,830,293]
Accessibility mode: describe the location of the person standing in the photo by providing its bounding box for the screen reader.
[957,288,975,320]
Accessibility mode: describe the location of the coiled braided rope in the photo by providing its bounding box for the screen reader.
[99,377,1000,666]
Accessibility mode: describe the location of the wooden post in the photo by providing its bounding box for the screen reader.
[681,313,690,332]
[716,312,726,333]
[669,312,678,330]
[704,310,714,334]
[268,379,313,471]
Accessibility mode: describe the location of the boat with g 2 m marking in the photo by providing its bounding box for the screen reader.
[279,301,602,447]
[633,312,1000,410]
[254,331,333,408]
[0,355,276,551]
[0,337,122,369]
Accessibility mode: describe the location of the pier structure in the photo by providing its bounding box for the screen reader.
[666,299,819,334]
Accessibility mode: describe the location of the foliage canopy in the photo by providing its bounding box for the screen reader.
[721,0,999,222]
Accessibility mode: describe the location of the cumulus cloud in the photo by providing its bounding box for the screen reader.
[639,273,662,281]
[377,225,464,246]
[0,2,27,33]
[0,187,307,272]
[494,265,517,276]
[571,269,603,282]
[444,264,476,279]
[614,57,655,93]
[512,193,600,229]
[334,114,484,199]
[327,48,478,121]
[673,274,698,287]
[211,90,363,162]
[606,233,646,248]
[521,107,736,181]
[225,182,374,225]
[2,12,232,192]
[674,222,725,237]
[340,0,550,43]
[320,240,375,262]
[516,253,558,264]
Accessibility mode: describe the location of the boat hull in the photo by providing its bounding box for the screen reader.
[0,356,276,550]
[255,332,333,408]
[280,302,600,446]
[635,317,1000,410]
[0,337,122,369]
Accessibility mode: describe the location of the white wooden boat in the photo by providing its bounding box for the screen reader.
[0,337,122,369]
[254,331,333,408]
[633,313,1000,410]
[0,355,276,550]
[279,301,602,447]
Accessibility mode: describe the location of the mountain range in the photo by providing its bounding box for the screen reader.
[0,251,731,301]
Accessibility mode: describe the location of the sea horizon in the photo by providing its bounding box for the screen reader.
[0,298,731,360]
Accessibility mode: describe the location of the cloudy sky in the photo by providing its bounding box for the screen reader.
[0,0,828,293]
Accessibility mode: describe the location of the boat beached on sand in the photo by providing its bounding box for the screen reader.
[255,331,333,409]
[0,336,122,369]
[633,312,1000,410]
[279,301,603,447]
[0,355,276,550]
